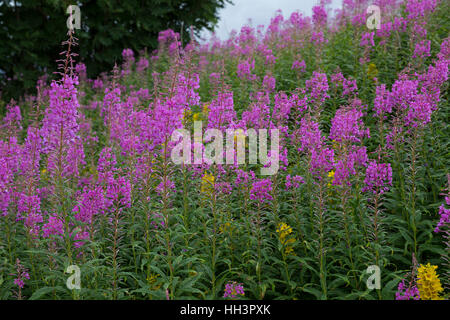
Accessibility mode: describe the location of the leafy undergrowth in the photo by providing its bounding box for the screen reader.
[0,0,449,300]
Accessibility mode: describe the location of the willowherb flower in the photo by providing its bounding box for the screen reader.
[385,123,404,150]
[351,146,368,167]
[12,259,30,290]
[97,147,117,183]
[342,78,358,97]
[136,56,149,72]
[207,90,236,129]
[0,157,13,216]
[285,174,305,190]
[396,279,420,300]
[19,194,43,237]
[305,71,329,109]
[330,70,344,86]
[42,215,64,239]
[310,31,327,45]
[292,59,306,72]
[73,186,106,224]
[272,92,294,125]
[390,79,419,112]
[333,157,356,186]
[331,145,368,187]
[420,59,449,105]
[92,78,103,90]
[266,12,284,37]
[241,92,271,129]
[1,103,22,137]
[121,48,135,76]
[294,118,323,152]
[413,39,431,59]
[105,176,132,209]
[360,32,375,47]
[435,194,450,233]
[223,281,245,299]
[40,75,85,178]
[362,161,392,194]
[405,94,433,127]
[215,181,232,195]
[237,59,256,81]
[310,147,335,177]
[235,169,255,188]
[156,178,176,196]
[329,108,369,143]
[436,36,450,62]
[257,43,277,65]
[373,84,393,116]
[405,0,437,23]
[263,74,276,92]
[250,178,273,202]
[158,29,181,52]
[74,63,87,81]
[312,5,327,27]
[72,229,89,250]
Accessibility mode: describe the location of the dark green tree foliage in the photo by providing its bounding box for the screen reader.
[0,0,230,100]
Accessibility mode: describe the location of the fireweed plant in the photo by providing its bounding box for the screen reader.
[0,0,449,300]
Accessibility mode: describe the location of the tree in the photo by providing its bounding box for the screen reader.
[0,0,231,100]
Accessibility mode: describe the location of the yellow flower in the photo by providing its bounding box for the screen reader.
[367,63,378,80]
[203,103,210,114]
[233,130,245,141]
[41,168,47,174]
[219,221,231,233]
[201,171,215,197]
[219,221,235,237]
[331,139,339,150]
[417,263,444,300]
[276,222,296,255]
[181,109,191,121]
[233,129,247,149]
[327,170,335,187]
[146,273,162,290]
[192,112,201,121]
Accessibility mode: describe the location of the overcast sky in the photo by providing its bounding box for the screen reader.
[199,0,343,41]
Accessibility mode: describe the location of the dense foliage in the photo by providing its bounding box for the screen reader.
[0,0,449,300]
[0,0,230,99]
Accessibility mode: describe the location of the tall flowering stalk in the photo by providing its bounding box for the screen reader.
[417,263,444,300]
[312,169,330,299]
[276,221,296,296]
[200,169,220,297]
[16,124,43,288]
[329,105,369,289]
[396,254,420,300]
[249,178,273,299]
[294,115,333,298]
[97,147,132,299]
[156,140,176,299]
[41,30,85,265]
[305,71,329,121]
[434,174,450,289]
[363,156,393,298]
[11,259,30,300]
[0,141,18,265]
